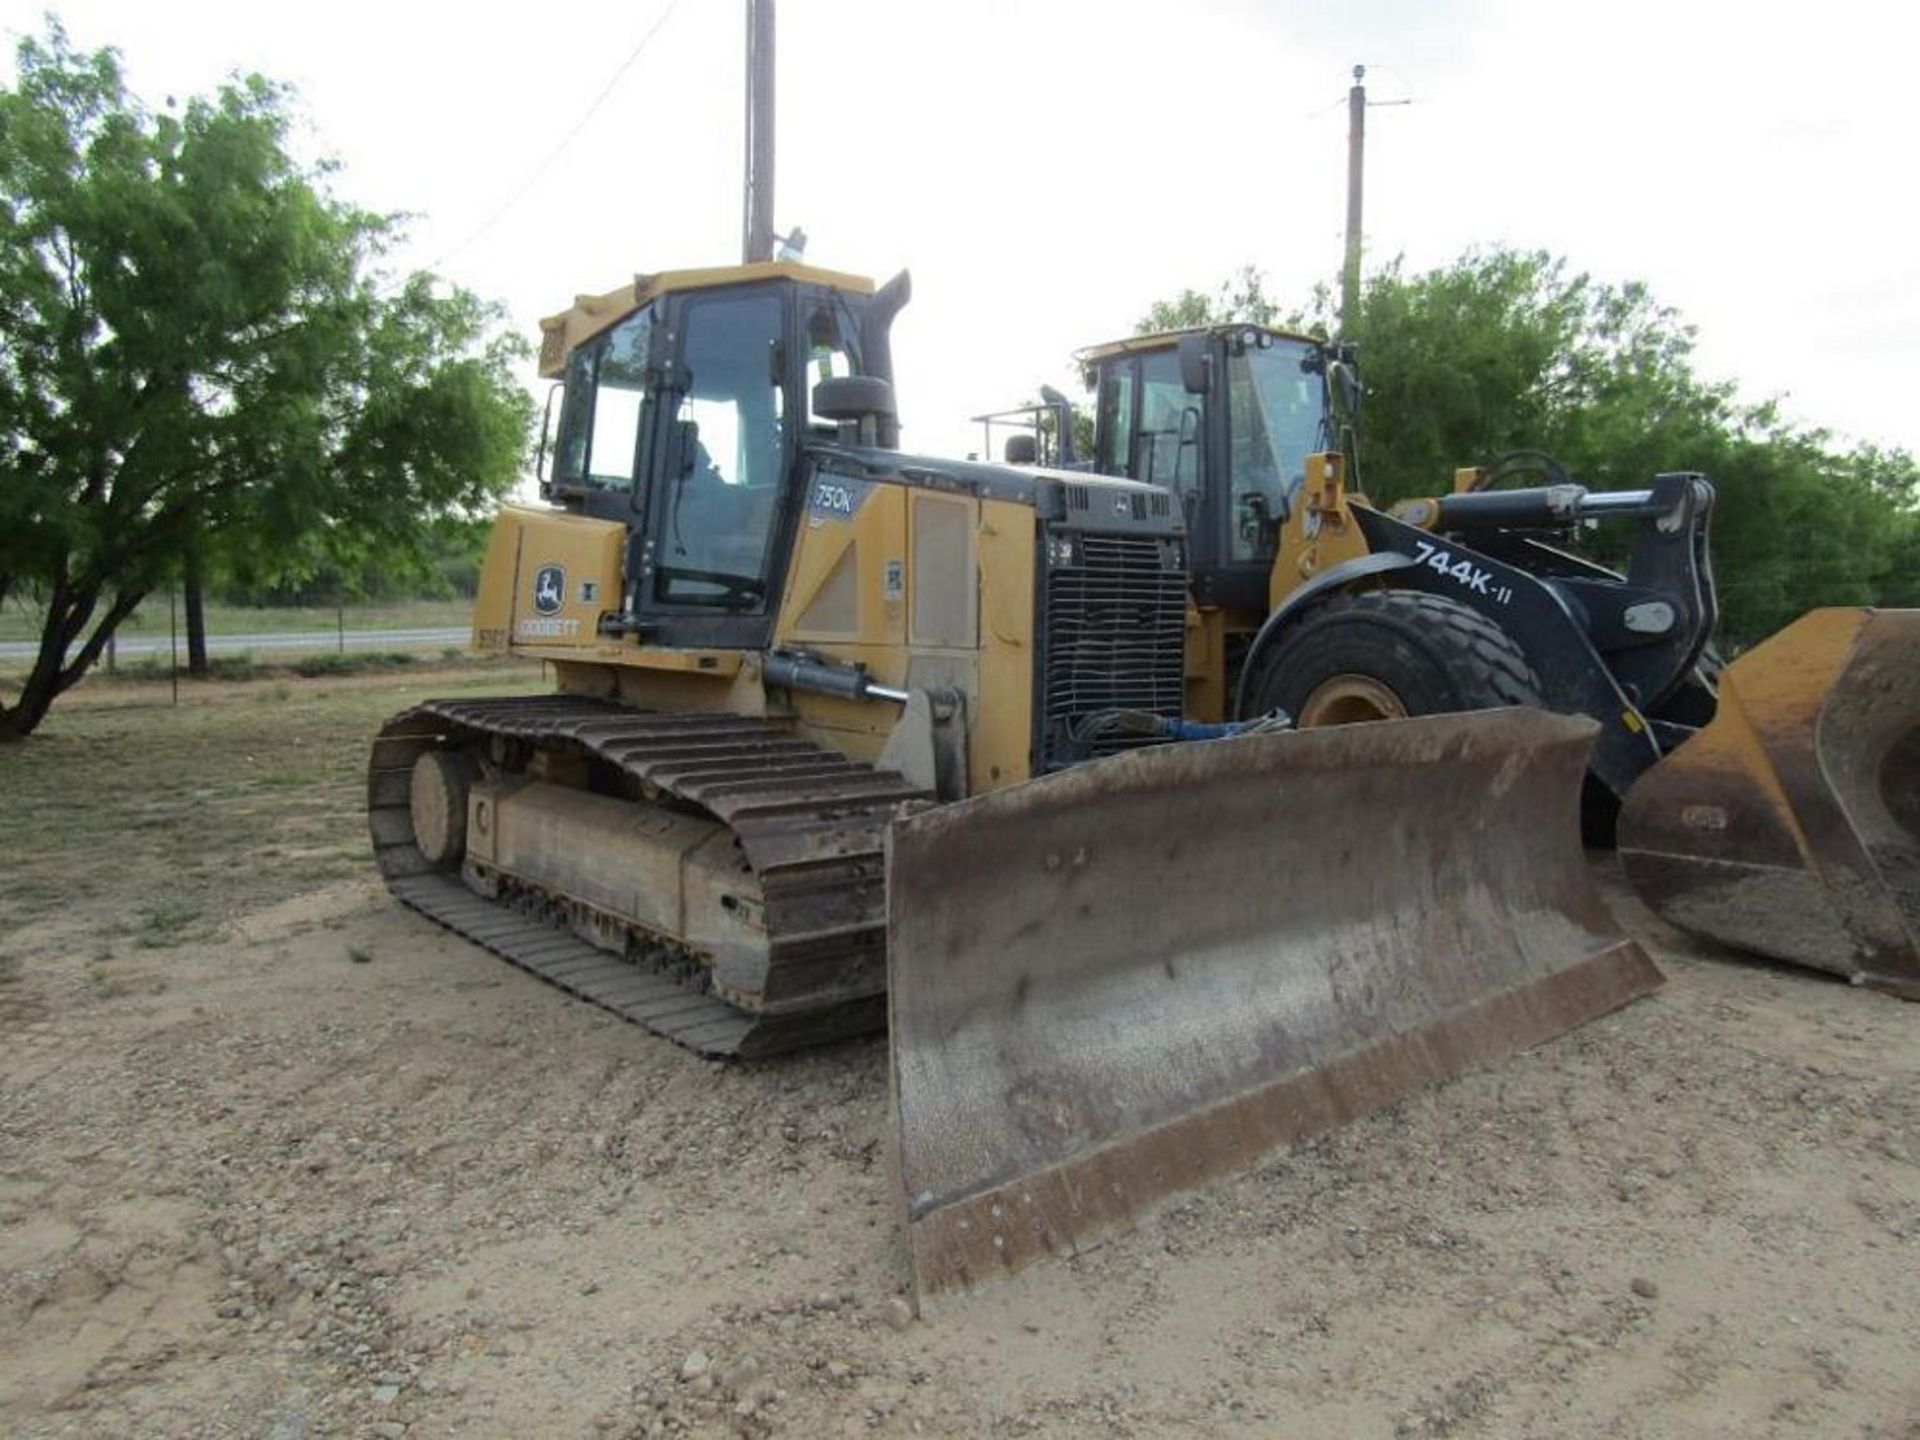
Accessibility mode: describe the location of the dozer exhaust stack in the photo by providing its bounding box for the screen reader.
[1620,608,1920,996]
[887,709,1661,1299]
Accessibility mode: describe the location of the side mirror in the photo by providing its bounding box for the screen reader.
[1177,334,1212,395]
[811,374,897,422]
[812,375,899,448]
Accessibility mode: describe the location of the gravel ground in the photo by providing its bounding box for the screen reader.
[1,746,1915,1438]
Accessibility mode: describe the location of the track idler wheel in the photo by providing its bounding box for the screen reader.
[410,749,478,869]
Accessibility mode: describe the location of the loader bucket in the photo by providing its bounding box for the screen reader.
[887,708,1659,1300]
[1618,607,1920,996]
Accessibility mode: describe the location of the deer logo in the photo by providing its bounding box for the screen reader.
[532,564,567,616]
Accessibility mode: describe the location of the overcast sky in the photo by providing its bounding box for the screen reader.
[8,0,1918,473]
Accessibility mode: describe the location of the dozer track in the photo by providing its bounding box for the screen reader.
[367,694,931,1056]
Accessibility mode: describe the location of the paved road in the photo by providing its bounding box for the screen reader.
[0,627,471,661]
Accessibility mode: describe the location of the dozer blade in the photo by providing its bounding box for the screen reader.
[1619,607,1920,996]
[886,708,1659,1299]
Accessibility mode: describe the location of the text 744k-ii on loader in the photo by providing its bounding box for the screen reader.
[1067,322,1920,996]
[365,260,1660,1302]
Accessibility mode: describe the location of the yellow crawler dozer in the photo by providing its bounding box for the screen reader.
[367,262,1659,1296]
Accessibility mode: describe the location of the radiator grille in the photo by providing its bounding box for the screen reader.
[1042,533,1187,764]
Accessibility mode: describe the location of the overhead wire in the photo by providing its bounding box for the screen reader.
[416,0,688,277]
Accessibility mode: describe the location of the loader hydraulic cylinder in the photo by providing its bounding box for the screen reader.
[1431,485,1663,530]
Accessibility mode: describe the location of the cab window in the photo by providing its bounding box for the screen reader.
[1226,341,1325,561]
[552,307,654,490]
[1096,365,1135,477]
[1134,349,1205,522]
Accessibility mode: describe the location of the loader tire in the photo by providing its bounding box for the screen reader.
[1248,590,1542,727]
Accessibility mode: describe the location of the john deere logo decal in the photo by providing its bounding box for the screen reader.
[532,564,566,616]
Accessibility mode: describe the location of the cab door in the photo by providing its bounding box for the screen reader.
[638,286,796,650]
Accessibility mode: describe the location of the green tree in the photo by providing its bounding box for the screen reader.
[1290,249,1733,501]
[1135,263,1280,334]
[0,23,531,736]
[216,514,496,606]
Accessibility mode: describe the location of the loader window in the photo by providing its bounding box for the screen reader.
[1226,342,1323,561]
[654,291,788,608]
[1135,349,1204,522]
[1096,365,1134,477]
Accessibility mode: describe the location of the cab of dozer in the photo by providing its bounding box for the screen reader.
[474,261,1187,797]
[1072,324,1919,995]
[369,261,1661,1301]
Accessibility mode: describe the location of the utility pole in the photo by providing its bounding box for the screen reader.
[1341,64,1411,338]
[742,0,776,263]
[1341,64,1366,338]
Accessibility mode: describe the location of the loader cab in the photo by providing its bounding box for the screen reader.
[1086,327,1339,613]
[537,262,908,649]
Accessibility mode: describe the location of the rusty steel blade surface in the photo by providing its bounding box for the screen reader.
[1619,608,1920,997]
[886,708,1659,1299]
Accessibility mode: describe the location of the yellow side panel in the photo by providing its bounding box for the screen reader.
[974,497,1035,790]
[777,479,908,653]
[773,476,912,762]
[1271,451,1373,610]
[910,494,979,649]
[471,514,523,652]
[473,504,625,654]
[1185,604,1228,723]
[770,479,1035,792]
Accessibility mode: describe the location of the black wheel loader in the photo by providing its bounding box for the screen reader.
[1070,323,1919,996]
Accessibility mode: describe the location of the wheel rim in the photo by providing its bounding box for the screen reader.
[1297,673,1410,726]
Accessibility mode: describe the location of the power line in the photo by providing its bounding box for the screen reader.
[1359,62,1428,105]
[420,0,688,275]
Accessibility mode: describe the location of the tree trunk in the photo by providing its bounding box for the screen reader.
[1,584,89,740]
[0,670,61,740]
[0,583,146,740]
[184,544,209,678]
